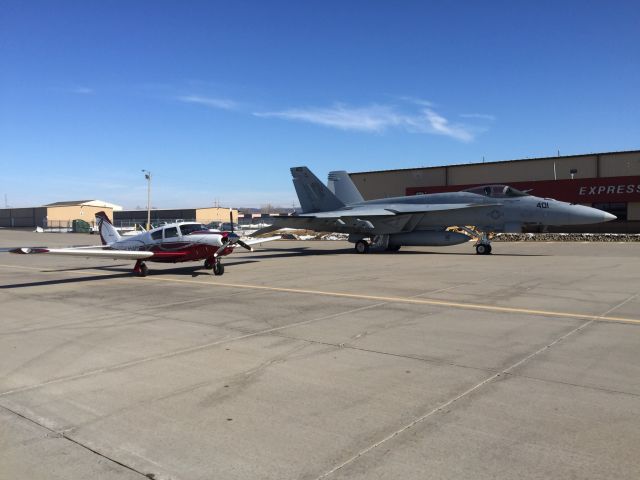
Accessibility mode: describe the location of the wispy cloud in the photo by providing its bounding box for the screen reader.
[178,95,238,111]
[397,96,434,107]
[71,86,94,94]
[459,113,496,121]
[255,104,408,133]
[255,103,478,142]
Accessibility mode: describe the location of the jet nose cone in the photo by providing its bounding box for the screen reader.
[603,212,617,222]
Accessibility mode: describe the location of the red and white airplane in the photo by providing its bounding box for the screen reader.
[11,212,279,276]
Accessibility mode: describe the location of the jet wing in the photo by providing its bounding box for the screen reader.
[10,247,155,260]
[299,203,502,218]
[240,235,281,246]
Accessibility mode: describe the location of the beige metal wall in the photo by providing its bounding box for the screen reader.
[350,167,446,199]
[447,155,597,185]
[599,151,640,177]
[196,208,238,223]
[47,206,113,222]
[350,151,640,200]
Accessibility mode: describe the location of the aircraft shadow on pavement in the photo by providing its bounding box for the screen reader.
[0,260,263,288]
[250,246,547,259]
[0,272,135,289]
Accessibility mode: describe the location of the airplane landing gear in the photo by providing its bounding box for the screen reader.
[204,258,213,269]
[475,232,492,255]
[355,240,370,254]
[459,227,493,255]
[475,243,492,255]
[212,260,225,276]
[133,260,149,276]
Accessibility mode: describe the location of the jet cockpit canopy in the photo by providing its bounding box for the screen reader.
[464,185,529,198]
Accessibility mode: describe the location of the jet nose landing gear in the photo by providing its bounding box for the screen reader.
[475,243,492,255]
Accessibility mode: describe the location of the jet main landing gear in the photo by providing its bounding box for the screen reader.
[355,240,370,254]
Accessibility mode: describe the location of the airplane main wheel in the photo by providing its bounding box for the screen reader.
[355,240,370,254]
[213,262,225,276]
[139,263,149,277]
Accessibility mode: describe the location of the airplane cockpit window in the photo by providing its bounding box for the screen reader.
[465,185,529,198]
[151,230,163,241]
[179,223,207,236]
[164,227,178,239]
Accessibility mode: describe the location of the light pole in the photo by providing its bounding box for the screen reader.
[142,170,152,230]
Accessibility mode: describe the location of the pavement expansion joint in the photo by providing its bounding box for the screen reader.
[0,404,151,479]
[314,318,597,479]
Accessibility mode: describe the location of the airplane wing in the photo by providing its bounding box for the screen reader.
[10,247,155,260]
[240,235,281,246]
[299,203,502,218]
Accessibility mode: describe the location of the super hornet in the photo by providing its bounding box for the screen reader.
[252,167,617,254]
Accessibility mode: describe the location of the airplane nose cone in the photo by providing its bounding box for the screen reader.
[565,204,616,225]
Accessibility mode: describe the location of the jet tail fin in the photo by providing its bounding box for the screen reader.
[328,170,364,205]
[95,211,121,245]
[290,167,345,213]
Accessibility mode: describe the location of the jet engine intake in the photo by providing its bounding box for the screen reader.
[389,231,470,247]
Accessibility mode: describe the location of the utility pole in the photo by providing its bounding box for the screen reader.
[141,170,152,230]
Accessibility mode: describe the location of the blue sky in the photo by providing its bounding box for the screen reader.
[1,0,639,208]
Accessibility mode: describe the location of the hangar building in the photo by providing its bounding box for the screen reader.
[114,207,238,227]
[349,149,640,232]
[0,200,120,228]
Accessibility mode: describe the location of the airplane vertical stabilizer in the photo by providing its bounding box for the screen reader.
[328,170,364,205]
[95,211,122,245]
[290,167,345,213]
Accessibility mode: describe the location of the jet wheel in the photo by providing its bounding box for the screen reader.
[355,240,370,254]
[213,261,225,276]
[475,244,491,255]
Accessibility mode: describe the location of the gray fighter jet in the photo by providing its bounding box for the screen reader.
[253,167,616,254]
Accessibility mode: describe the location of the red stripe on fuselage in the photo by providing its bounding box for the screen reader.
[145,243,225,263]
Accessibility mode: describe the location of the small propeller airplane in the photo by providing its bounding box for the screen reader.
[11,212,280,276]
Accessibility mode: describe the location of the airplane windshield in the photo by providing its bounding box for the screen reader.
[464,185,529,198]
[179,224,208,236]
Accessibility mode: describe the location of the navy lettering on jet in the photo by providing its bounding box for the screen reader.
[536,202,549,209]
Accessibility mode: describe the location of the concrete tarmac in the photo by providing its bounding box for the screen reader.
[1,230,639,479]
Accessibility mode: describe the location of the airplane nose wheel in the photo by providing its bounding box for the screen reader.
[475,244,492,255]
[212,260,225,276]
